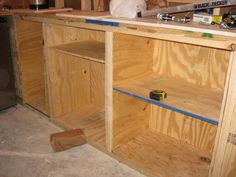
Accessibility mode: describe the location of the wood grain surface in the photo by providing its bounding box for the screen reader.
[15,19,48,114]
[52,40,105,63]
[113,91,149,148]
[46,24,105,47]
[113,33,154,85]
[54,105,106,148]
[114,130,211,177]
[150,106,217,153]
[152,40,230,91]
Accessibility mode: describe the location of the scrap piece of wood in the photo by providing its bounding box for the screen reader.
[50,129,87,152]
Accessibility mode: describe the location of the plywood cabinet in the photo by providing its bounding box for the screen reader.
[14,14,236,177]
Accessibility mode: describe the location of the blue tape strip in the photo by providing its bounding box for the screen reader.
[85,19,120,27]
[113,88,219,125]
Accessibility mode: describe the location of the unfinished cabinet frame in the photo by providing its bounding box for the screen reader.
[13,14,236,177]
[45,24,107,149]
[14,18,49,115]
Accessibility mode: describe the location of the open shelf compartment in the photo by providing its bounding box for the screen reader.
[114,73,223,125]
[112,91,217,177]
[47,34,106,149]
[51,40,105,64]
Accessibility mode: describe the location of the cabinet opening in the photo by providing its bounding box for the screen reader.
[47,25,106,149]
[113,33,231,124]
[16,19,48,115]
[112,92,216,177]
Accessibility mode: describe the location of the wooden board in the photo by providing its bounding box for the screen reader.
[15,19,48,114]
[105,31,114,152]
[114,75,222,124]
[51,40,105,63]
[113,91,150,148]
[114,130,211,177]
[152,40,230,91]
[48,50,105,117]
[113,33,154,84]
[54,105,106,148]
[46,24,105,47]
[48,50,90,117]
[90,61,105,107]
[209,52,236,177]
[150,106,217,154]
[81,0,91,11]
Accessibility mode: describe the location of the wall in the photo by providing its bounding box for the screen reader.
[0,0,29,8]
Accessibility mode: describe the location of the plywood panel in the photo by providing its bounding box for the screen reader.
[150,106,217,153]
[153,40,230,91]
[52,40,105,63]
[90,61,105,108]
[48,50,91,117]
[114,130,211,177]
[16,19,48,114]
[46,24,105,47]
[113,33,154,85]
[115,75,222,123]
[113,91,150,148]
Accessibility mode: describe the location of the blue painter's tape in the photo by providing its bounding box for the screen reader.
[113,88,219,125]
[85,19,120,27]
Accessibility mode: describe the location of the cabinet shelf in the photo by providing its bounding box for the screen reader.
[114,74,223,125]
[51,40,105,64]
[114,130,211,177]
[54,105,106,149]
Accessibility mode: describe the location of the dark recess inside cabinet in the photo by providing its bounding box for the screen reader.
[0,16,17,110]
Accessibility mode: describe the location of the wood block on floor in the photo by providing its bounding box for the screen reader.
[50,129,87,152]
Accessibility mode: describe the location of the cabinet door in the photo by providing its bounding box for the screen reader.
[210,52,236,177]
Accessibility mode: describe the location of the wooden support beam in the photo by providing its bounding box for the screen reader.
[55,0,64,8]
[81,0,91,11]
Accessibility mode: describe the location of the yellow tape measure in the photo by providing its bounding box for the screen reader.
[149,90,167,101]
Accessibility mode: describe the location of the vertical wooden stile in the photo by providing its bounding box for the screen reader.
[105,32,113,152]
[209,51,236,177]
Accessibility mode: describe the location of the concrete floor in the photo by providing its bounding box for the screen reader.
[0,105,145,177]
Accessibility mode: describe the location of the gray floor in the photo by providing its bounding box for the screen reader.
[0,105,145,177]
